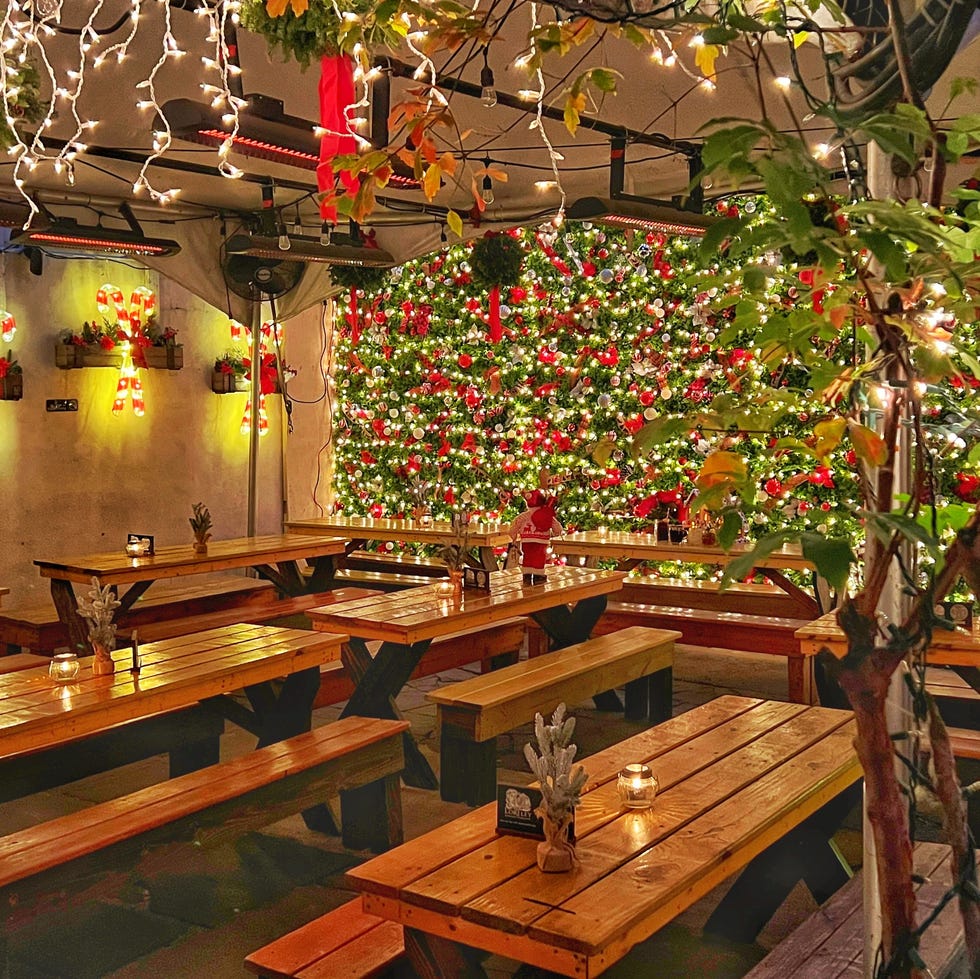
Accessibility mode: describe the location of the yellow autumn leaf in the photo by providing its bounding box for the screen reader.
[695,43,721,81]
[847,421,888,467]
[422,163,441,201]
[793,31,810,48]
[695,450,747,490]
[564,91,586,136]
[446,210,463,238]
[265,0,289,15]
[486,167,508,183]
[813,416,846,462]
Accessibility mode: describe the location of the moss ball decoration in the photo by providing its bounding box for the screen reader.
[470,234,524,290]
[330,264,389,293]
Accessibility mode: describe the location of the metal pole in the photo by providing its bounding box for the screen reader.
[246,296,261,537]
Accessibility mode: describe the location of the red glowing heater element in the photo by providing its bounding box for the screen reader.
[194,128,321,169]
[566,197,716,238]
[12,220,181,257]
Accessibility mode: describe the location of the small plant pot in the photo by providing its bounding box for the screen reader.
[192,541,209,554]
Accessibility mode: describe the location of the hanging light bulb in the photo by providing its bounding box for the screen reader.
[481,157,494,205]
[480,50,497,108]
[292,206,303,236]
[320,221,333,245]
[278,221,290,250]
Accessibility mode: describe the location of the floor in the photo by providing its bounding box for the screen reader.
[0,641,944,979]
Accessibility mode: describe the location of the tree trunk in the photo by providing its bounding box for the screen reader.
[839,659,919,978]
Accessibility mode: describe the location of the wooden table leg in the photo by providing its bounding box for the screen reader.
[532,596,621,711]
[305,555,338,593]
[49,579,87,653]
[340,637,439,790]
[404,928,488,979]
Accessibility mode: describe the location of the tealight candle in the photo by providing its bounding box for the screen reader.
[617,763,659,809]
[49,652,80,683]
[125,542,142,557]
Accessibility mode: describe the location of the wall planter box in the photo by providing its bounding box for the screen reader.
[0,375,23,400]
[211,370,249,394]
[56,344,183,370]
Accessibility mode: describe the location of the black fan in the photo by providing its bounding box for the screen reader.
[222,253,305,300]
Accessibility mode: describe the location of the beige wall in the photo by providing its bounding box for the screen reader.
[0,252,334,605]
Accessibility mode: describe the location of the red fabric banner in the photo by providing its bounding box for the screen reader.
[317,54,360,222]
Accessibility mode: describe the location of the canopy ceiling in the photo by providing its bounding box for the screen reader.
[1,1,977,320]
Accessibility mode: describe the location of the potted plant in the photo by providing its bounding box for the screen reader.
[523,704,588,873]
[77,577,120,676]
[0,352,22,401]
[189,502,213,554]
[437,512,470,601]
[212,352,249,393]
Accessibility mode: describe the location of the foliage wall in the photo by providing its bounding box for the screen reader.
[330,219,978,555]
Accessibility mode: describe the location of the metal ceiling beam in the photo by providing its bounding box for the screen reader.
[381,57,701,159]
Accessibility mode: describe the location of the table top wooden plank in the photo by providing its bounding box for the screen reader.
[528,722,859,956]
[346,697,797,899]
[286,515,512,548]
[347,698,859,977]
[0,624,346,760]
[403,703,845,921]
[34,534,348,585]
[553,531,814,572]
[308,567,626,644]
[797,611,980,667]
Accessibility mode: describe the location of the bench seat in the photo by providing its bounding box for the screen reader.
[745,841,972,978]
[621,575,816,618]
[244,898,406,979]
[596,602,816,703]
[332,567,445,592]
[427,625,677,805]
[313,617,532,709]
[925,666,980,759]
[0,716,408,963]
[343,549,449,578]
[0,576,279,653]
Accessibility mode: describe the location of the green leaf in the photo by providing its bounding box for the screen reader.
[720,531,797,587]
[866,512,942,561]
[590,68,618,93]
[718,510,742,550]
[800,534,855,593]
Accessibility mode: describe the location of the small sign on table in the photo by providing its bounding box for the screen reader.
[463,566,491,591]
[496,784,575,841]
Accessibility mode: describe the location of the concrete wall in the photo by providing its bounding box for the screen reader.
[0,252,333,606]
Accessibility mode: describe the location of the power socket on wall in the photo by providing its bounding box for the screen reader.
[46,399,78,412]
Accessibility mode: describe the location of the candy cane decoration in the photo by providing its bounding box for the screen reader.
[0,311,16,343]
[231,318,283,436]
[97,283,148,418]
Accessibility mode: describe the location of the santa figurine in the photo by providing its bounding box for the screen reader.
[509,489,563,579]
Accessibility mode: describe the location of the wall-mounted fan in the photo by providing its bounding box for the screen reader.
[222,252,305,300]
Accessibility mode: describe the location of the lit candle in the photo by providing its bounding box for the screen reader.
[49,652,80,683]
[617,764,659,809]
[125,541,142,557]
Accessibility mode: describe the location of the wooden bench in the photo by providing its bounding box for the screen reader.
[313,616,538,709]
[595,603,817,703]
[427,625,677,805]
[0,584,380,655]
[344,549,449,578]
[621,575,816,618]
[0,717,408,970]
[244,898,406,979]
[745,841,972,978]
[925,666,980,760]
[0,575,278,654]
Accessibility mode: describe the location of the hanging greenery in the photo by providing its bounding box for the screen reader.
[0,56,47,151]
[470,233,524,289]
[330,264,389,293]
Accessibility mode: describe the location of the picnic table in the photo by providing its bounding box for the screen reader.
[307,566,626,789]
[553,530,821,616]
[34,533,347,653]
[347,695,860,978]
[286,514,512,572]
[0,623,346,775]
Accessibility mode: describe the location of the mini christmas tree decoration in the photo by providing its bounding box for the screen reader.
[77,577,121,676]
[189,502,213,554]
[523,704,588,873]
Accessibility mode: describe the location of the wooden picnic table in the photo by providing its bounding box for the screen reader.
[347,695,860,978]
[307,566,626,790]
[34,533,347,653]
[553,530,821,616]
[286,514,511,572]
[0,623,346,763]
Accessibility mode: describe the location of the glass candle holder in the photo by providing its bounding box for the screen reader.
[49,652,80,683]
[125,542,142,557]
[617,763,659,809]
